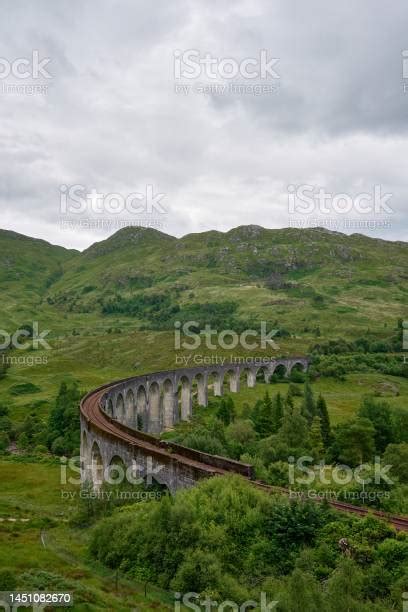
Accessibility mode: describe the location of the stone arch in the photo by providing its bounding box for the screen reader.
[207,371,223,397]
[106,398,114,418]
[179,376,192,420]
[116,393,125,421]
[273,363,288,379]
[81,430,90,482]
[240,367,256,388]
[193,372,207,407]
[163,378,176,429]
[81,429,89,456]
[125,389,135,427]
[256,366,270,383]
[136,385,147,430]
[290,361,306,373]
[223,369,239,393]
[91,441,104,490]
[106,455,127,486]
[148,382,161,432]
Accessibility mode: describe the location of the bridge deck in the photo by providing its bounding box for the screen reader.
[82,388,234,477]
[81,383,408,531]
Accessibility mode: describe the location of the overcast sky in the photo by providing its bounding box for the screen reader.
[1,0,407,250]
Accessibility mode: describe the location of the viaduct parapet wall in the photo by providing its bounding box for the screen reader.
[80,357,308,493]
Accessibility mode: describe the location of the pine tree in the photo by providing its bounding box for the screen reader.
[216,396,236,426]
[241,402,252,420]
[310,415,324,459]
[251,395,273,437]
[216,398,231,425]
[272,392,284,433]
[285,391,294,414]
[316,394,331,447]
[47,381,81,454]
[225,396,236,423]
[263,391,273,416]
[278,404,310,449]
[302,381,315,424]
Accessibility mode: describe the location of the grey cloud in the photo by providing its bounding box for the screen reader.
[0,0,406,249]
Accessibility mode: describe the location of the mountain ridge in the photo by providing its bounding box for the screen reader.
[1,225,407,321]
[1,224,407,255]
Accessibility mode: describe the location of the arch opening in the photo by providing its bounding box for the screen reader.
[115,393,125,422]
[125,389,135,427]
[163,379,176,429]
[207,371,223,397]
[178,376,192,421]
[91,441,104,490]
[136,386,147,431]
[149,382,161,432]
[273,364,288,379]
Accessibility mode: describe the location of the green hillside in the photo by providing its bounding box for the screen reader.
[0,230,77,328]
[1,223,407,349]
[0,225,407,610]
[0,224,406,426]
[12,224,405,341]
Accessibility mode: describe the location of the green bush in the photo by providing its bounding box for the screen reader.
[9,382,41,396]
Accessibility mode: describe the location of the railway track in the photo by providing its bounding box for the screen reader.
[252,480,408,531]
[81,385,408,532]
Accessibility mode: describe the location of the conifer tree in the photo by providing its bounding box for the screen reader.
[251,394,273,437]
[310,415,325,459]
[316,394,331,447]
[302,381,315,424]
[216,396,236,426]
[272,392,284,433]
[278,404,310,449]
[285,390,294,414]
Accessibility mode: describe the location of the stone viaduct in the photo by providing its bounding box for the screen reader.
[80,357,309,494]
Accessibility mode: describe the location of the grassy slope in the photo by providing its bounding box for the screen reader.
[0,225,406,422]
[0,460,173,610]
[0,225,407,608]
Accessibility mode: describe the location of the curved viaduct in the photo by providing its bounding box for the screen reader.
[80,357,307,493]
[80,358,408,530]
